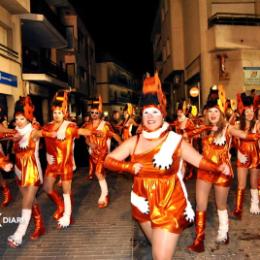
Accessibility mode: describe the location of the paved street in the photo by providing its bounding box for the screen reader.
[0,168,260,259]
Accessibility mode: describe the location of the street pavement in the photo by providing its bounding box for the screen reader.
[0,168,260,259]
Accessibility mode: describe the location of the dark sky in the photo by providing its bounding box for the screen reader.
[71,0,160,78]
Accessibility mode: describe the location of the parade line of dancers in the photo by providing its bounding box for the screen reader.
[0,72,260,259]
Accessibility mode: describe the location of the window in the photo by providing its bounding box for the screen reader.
[166,39,170,57]
[0,25,8,46]
[66,26,74,49]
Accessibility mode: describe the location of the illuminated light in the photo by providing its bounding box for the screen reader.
[189,87,199,97]
[104,111,109,117]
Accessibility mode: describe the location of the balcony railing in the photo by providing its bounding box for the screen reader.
[208,12,260,28]
[0,43,19,62]
[23,54,68,82]
[30,0,66,39]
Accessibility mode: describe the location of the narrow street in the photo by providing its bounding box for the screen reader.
[0,168,260,259]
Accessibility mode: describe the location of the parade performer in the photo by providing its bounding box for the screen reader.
[104,72,229,259]
[7,96,45,248]
[0,109,16,207]
[231,93,260,220]
[188,86,260,253]
[119,103,138,141]
[83,96,121,207]
[171,101,196,180]
[38,91,91,229]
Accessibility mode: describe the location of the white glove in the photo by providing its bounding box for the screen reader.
[131,191,149,214]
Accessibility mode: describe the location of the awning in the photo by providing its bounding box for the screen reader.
[23,73,68,89]
[20,14,67,49]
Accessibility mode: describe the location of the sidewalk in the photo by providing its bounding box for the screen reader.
[0,169,134,259]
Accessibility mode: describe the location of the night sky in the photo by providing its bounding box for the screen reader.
[71,0,160,78]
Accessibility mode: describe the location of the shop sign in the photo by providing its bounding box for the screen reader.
[243,67,260,86]
[0,71,17,87]
[189,86,199,97]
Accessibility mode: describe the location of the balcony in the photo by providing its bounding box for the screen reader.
[208,13,260,51]
[20,0,66,48]
[0,0,30,14]
[22,52,68,88]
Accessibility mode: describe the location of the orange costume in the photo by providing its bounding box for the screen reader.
[197,126,233,187]
[236,132,259,169]
[14,123,43,187]
[83,120,115,177]
[131,133,189,233]
[43,120,79,181]
[173,118,195,143]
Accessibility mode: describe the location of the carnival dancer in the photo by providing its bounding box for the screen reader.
[119,103,138,141]
[171,101,196,180]
[187,86,260,253]
[0,110,17,207]
[37,91,91,229]
[83,96,121,207]
[231,93,260,220]
[104,73,229,259]
[7,96,46,248]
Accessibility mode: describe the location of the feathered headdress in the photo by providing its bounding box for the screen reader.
[236,92,253,115]
[14,96,35,121]
[91,95,103,113]
[142,72,167,116]
[124,103,134,116]
[205,85,226,113]
[52,91,69,117]
[177,100,187,113]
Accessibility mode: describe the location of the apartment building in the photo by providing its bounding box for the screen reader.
[152,0,260,113]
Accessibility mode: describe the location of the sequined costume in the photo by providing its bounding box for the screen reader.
[131,132,189,234]
[236,130,259,169]
[83,120,115,177]
[14,123,42,187]
[43,120,79,181]
[197,126,233,187]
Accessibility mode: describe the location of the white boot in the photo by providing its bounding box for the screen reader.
[250,189,260,214]
[58,194,71,228]
[98,179,108,203]
[8,208,32,247]
[216,209,229,244]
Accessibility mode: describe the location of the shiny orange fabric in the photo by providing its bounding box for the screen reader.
[83,121,114,176]
[131,135,187,234]
[122,125,132,141]
[197,131,233,187]
[236,138,259,169]
[174,118,195,143]
[43,122,79,181]
[14,135,41,187]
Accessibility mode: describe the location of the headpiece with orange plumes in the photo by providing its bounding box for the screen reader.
[205,84,226,113]
[124,103,134,116]
[236,92,253,115]
[91,95,103,113]
[14,96,35,121]
[52,91,69,117]
[142,72,167,116]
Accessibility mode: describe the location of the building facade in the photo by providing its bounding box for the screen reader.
[152,0,260,114]
[0,0,30,119]
[96,56,140,117]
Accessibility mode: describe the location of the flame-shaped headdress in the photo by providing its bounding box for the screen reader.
[142,72,167,116]
[205,84,226,113]
[236,92,253,115]
[124,103,134,116]
[15,96,35,121]
[52,91,69,117]
[91,95,103,113]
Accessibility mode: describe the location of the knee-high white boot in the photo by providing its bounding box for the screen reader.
[57,194,71,228]
[250,189,260,214]
[216,209,229,244]
[8,208,32,247]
